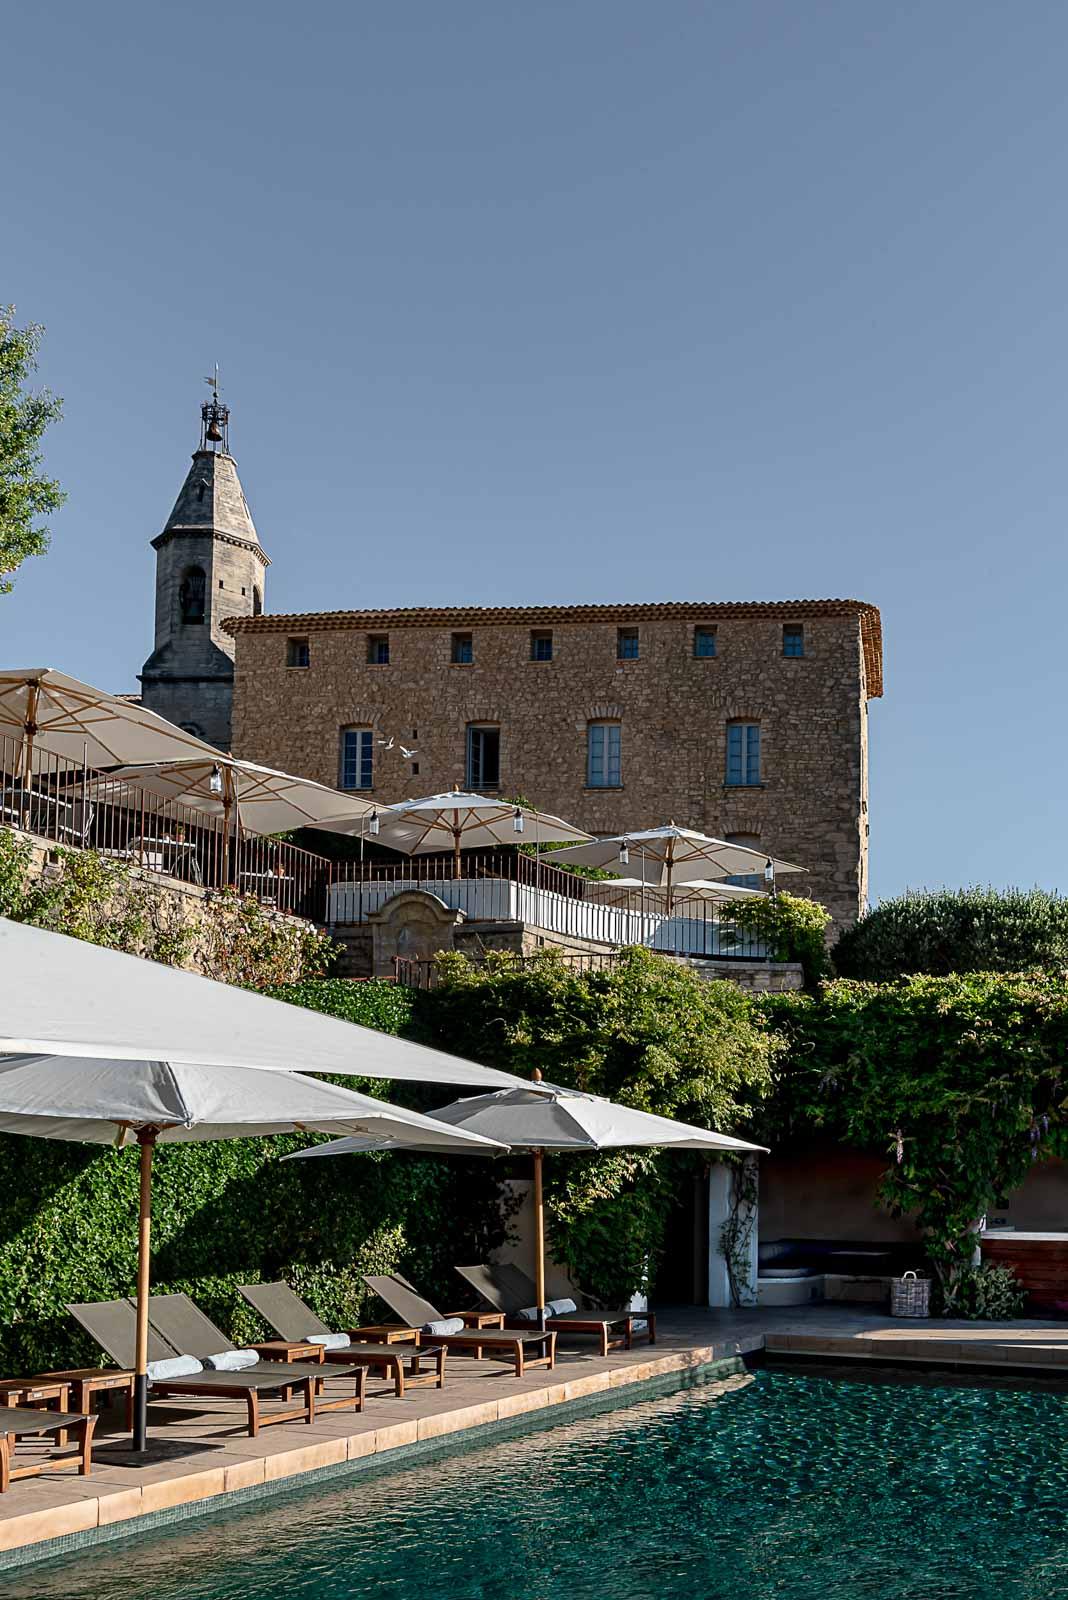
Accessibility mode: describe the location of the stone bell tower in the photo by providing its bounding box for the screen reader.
[139,381,270,750]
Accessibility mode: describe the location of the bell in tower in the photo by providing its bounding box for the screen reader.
[200,367,229,451]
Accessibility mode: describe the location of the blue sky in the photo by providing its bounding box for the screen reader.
[4,1,1066,903]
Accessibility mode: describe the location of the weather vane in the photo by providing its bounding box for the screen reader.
[199,364,229,451]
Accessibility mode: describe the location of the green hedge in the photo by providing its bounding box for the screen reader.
[0,977,505,1373]
[832,887,1068,980]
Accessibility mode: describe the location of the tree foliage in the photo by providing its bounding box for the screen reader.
[832,887,1068,980]
[0,307,64,594]
[720,891,831,985]
[424,948,778,1304]
[759,974,1068,1313]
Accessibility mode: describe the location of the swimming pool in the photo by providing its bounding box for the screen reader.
[11,1362,1068,1598]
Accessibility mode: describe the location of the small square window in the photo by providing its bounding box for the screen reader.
[411,761,420,776]
[617,627,639,660]
[451,632,474,664]
[287,637,310,668]
[694,626,717,658]
[530,630,553,661]
[783,625,804,658]
[218,580,224,590]
[367,634,390,665]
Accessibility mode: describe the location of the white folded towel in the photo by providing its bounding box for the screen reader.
[306,1331,351,1351]
[146,1355,203,1381]
[514,1305,540,1321]
[202,1349,259,1371]
[547,1298,578,1316]
[421,1317,465,1337]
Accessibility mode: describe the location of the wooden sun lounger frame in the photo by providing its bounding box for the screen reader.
[238,1281,447,1399]
[67,1297,365,1438]
[455,1263,657,1357]
[363,1275,556,1378]
[0,1405,96,1492]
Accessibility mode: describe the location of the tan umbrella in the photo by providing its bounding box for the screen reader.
[0,668,218,778]
[290,1071,767,1315]
[102,756,377,882]
[320,789,591,876]
[553,824,806,911]
[0,1053,503,1452]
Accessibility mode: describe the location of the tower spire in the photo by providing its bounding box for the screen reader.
[200,365,229,452]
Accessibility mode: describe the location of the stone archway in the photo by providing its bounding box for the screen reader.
[366,890,465,979]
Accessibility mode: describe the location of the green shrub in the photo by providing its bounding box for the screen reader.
[832,887,1068,980]
[949,1263,1026,1322]
[423,947,778,1303]
[719,891,831,985]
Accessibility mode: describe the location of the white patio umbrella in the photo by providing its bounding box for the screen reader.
[101,756,376,881]
[0,1053,503,1452]
[0,668,218,778]
[0,917,525,1088]
[291,1074,767,1315]
[584,877,765,907]
[319,790,592,876]
[553,825,806,911]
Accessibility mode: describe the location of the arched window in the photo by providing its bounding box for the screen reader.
[179,566,206,625]
[253,586,263,617]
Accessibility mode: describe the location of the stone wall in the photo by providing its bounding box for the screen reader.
[230,604,878,932]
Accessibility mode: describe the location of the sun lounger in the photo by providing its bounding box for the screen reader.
[0,1405,95,1492]
[67,1297,359,1437]
[144,1293,365,1418]
[364,1274,555,1377]
[455,1262,656,1356]
[238,1281,446,1398]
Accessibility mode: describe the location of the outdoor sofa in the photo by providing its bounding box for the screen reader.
[69,1296,365,1438]
[238,1281,447,1398]
[455,1262,656,1356]
[363,1274,556,1377]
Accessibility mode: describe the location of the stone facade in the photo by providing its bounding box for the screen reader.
[140,442,269,750]
[226,600,881,932]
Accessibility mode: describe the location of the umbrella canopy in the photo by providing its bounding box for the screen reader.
[0,917,525,1088]
[102,755,376,835]
[319,790,591,873]
[0,1056,509,1149]
[552,825,806,908]
[0,1052,502,1451]
[584,877,764,906]
[0,668,219,777]
[291,1080,767,1314]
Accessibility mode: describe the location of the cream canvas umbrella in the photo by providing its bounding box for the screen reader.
[291,1075,767,1316]
[320,790,592,876]
[585,877,765,907]
[102,756,377,881]
[553,825,806,911]
[0,668,219,778]
[0,1053,503,1451]
[0,917,527,1087]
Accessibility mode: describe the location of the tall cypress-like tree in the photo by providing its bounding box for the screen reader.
[0,307,64,594]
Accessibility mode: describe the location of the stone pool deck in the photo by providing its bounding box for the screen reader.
[5,1303,1068,1565]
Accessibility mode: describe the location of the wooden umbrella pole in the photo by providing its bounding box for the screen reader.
[532,1148,547,1321]
[133,1129,157,1452]
[453,822,462,879]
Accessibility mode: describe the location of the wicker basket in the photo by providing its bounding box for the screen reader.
[890,1270,931,1318]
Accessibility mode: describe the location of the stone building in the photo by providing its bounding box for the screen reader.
[139,393,269,749]
[225,599,882,931]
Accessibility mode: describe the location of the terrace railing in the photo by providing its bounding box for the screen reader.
[330,851,769,962]
[0,735,333,922]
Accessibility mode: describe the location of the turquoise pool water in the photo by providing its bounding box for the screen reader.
[12,1363,1068,1599]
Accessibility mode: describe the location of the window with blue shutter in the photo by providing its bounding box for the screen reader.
[340,728,374,790]
[726,722,761,786]
[587,722,622,787]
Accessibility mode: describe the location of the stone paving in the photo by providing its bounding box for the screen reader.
[3,1304,1068,1564]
